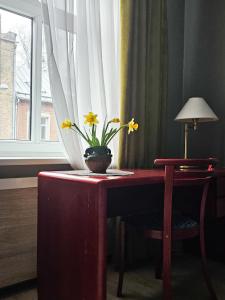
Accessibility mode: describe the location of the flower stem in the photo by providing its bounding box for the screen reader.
[71,124,89,143]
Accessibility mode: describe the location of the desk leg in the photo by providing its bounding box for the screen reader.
[38,177,107,300]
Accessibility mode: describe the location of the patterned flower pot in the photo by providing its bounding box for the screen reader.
[84,146,112,173]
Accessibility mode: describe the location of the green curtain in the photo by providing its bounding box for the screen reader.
[119,0,168,169]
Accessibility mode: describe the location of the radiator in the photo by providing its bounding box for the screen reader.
[0,177,37,288]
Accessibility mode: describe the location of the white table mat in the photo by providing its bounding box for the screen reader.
[59,169,134,176]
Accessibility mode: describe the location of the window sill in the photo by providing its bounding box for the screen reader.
[0,157,69,166]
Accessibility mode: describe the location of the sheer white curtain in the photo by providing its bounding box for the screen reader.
[41,0,120,169]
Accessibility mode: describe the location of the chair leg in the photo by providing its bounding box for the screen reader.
[200,233,218,300]
[162,239,172,300]
[154,240,163,279]
[117,221,126,297]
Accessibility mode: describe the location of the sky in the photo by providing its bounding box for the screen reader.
[0,8,31,34]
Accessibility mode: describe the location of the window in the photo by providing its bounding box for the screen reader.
[0,0,63,158]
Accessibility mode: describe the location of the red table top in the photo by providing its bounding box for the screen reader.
[39,168,225,189]
[38,169,165,188]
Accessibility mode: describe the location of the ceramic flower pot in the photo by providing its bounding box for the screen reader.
[84,146,112,173]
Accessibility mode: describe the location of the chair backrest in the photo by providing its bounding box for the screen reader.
[153,158,217,240]
[154,158,217,171]
[154,158,217,187]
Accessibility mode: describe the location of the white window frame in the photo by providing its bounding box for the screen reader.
[0,0,65,159]
[40,113,50,141]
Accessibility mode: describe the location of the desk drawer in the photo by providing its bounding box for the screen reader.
[216,197,225,218]
[217,177,225,197]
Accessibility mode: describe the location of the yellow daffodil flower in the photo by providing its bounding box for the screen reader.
[61,119,72,129]
[110,118,120,123]
[61,113,138,148]
[84,112,99,126]
[128,118,138,134]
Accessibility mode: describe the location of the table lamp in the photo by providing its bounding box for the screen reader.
[175,97,219,158]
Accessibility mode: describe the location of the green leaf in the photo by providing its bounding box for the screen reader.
[105,127,124,145]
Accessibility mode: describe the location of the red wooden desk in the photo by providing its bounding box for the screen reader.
[37,169,225,300]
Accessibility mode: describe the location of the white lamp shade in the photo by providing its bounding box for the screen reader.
[175,97,219,123]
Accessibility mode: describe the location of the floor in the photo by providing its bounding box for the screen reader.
[1,256,225,300]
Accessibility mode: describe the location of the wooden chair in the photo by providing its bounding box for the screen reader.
[116,158,218,300]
